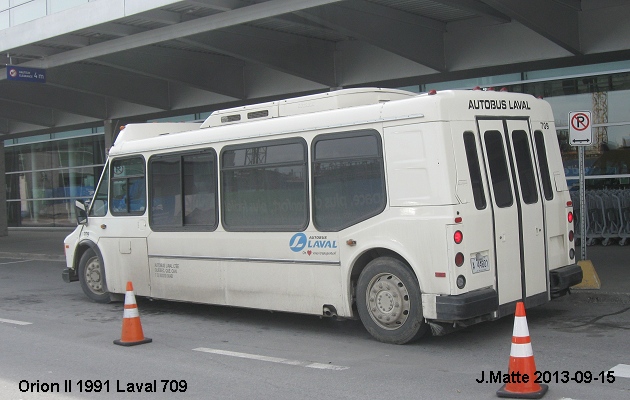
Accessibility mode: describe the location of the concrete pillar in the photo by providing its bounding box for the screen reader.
[104,119,116,156]
[0,141,8,236]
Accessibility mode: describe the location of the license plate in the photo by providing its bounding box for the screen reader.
[471,253,490,274]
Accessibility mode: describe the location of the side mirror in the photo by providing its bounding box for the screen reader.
[75,200,88,225]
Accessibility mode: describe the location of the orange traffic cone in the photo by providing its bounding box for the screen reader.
[497,301,548,399]
[113,281,152,346]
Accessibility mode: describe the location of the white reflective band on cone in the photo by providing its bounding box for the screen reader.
[512,316,530,337]
[510,342,534,358]
[123,308,140,319]
[124,291,136,305]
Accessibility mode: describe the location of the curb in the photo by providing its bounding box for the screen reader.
[556,290,630,304]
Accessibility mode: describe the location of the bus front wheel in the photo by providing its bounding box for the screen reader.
[78,248,110,303]
[356,257,428,344]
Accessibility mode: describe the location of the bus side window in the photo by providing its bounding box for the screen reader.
[534,130,554,201]
[312,130,386,231]
[150,156,180,227]
[149,150,218,230]
[110,157,146,215]
[183,152,217,227]
[463,132,487,210]
[221,139,307,231]
[89,166,109,217]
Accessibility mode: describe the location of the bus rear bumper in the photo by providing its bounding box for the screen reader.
[433,288,498,321]
[549,263,583,298]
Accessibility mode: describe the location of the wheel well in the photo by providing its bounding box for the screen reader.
[73,242,95,270]
[350,248,416,305]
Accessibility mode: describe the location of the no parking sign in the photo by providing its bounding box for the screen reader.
[569,111,592,146]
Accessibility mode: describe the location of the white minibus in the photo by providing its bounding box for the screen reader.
[63,88,582,344]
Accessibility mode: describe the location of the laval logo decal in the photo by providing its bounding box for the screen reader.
[289,233,338,256]
[289,233,307,252]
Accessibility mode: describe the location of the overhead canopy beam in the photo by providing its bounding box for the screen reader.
[46,63,173,110]
[0,99,55,127]
[480,0,581,55]
[297,0,446,72]
[432,0,511,23]
[93,46,246,99]
[181,24,337,87]
[183,0,248,12]
[0,0,346,80]
[0,82,107,119]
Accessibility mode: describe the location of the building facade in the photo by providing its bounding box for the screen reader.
[2,1,630,228]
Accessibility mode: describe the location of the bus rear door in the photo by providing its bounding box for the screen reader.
[476,118,547,314]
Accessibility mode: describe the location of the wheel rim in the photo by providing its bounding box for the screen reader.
[84,257,104,294]
[365,272,411,330]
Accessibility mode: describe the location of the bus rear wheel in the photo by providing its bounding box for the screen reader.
[356,257,428,344]
[78,248,110,303]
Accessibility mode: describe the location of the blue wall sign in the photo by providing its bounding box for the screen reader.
[6,65,46,83]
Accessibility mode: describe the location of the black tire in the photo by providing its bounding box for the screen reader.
[356,257,428,344]
[78,248,111,303]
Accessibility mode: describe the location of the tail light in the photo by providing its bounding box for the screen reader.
[454,230,463,244]
[455,252,464,267]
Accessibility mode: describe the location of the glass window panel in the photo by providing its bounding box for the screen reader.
[463,132,486,210]
[223,142,304,168]
[534,131,554,201]
[0,10,9,29]
[50,0,88,14]
[14,199,55,227]
[512,130,538,204]
[6,201,22,227]
[608,89,630,125]
[313,131,386,231]
[222,139,307,231]
[150,157,181,228]
[484,130,513,208]
[183,153,217,227]
[111,158,145,215]
[150,151,218,230]
[5,173,26,200]
[314,133,380,160]
[10,0,46,25]
[545,94,592,128]
[89,165,108,217]
[112,157,144,178]
[223,165,307,230]
[55,166,100,198]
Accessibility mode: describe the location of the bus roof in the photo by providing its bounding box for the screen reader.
[111,88,551,155]
[200,87,416,129]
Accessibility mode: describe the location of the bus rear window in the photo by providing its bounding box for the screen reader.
[534,130,554,200]
[484,131,513,208]
[463,132,486,210]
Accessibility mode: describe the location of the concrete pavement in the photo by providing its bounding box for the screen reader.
[0,227,628,302]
